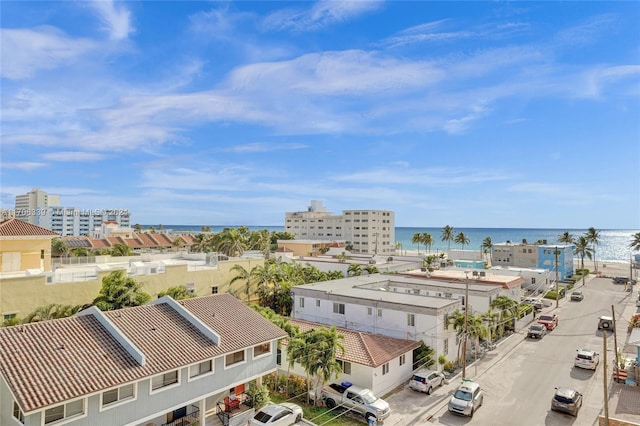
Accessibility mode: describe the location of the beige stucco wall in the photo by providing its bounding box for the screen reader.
[0,238,53,273]
[0,258,263,318]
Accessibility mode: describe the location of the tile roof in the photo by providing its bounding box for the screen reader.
[287,319,420,368]
[0,294,286,413]
[0,218,59,237]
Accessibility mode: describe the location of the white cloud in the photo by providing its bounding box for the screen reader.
[41,152,107,162]
[0,26,95,80]
[1,162,48,171]
[226,143,308,153]
[88,0,134,41]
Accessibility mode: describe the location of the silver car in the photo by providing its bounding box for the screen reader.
[448,380,483,417]
[409,369,445,394]
[551,387,582,416]
[249,403,303,426]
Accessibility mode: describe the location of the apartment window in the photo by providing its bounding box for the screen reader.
[337,360,352,374]
[333,303,345,315]
[531,278,536,284]
[316,299,321,307]
[407,314,415,327]
[444,339,449,355]
[102,383,135,407]
[299,297,305,308]
[44,400,84,424]
[377,308,383,317]
[151,370,179,391]
[13,402,24,424]
[211,286,218,294]
[382,363,389,375]
[225,350,245,367]
[399,354,406,366]
[367,307,372,316]
[254,342,271,358]
[189,360,213,379]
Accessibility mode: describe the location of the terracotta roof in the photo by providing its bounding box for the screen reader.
[153,233,174,246]
[0,294,286,413]
[106,236,126,246]
[287,319,420,368]
[125,238,144,248]
[0,218,59,237]
[90,238,112,249]
[137,233,160,247]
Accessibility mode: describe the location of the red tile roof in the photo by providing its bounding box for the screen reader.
[287,319,420,367]
[0,218,59,237]
[0,294,286,413]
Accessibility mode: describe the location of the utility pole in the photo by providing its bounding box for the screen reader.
[603,329,610,426]
[612,305,619,370]
[462,271,470,380]
[555,248,560,309]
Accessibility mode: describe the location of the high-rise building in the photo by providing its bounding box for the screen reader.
[14,188,61,224]
[38,207,131,237]
[285,200,395,255]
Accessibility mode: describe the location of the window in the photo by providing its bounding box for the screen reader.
[382,363,389,375]
[225,350,245,367]
[407,314,415,327]
[44,400,84,424]
[299,297,305,308]
[211,286,218,294]
[316,299,321,307]
[102,383,135,407]
[367,307,372,316]
[333,303,345,315]
[337,360,352,374]
[399,354,406,366]
[531,278,536,284]
[189,360,213,379]
[444,339,449,355]
[151,370,179,391]
[377,309,382,317]
[13,402,24,424]
[254,342,271,358]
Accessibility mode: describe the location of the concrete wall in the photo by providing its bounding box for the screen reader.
[0,258,263,319]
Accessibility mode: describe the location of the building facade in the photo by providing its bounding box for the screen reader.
[284,200,395,255]
[14,188,61,224]
[0,294,287,426]
[38,206,131,236]
[492,241,574,281]
[0,218,59,274]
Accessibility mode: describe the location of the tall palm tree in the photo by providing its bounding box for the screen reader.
[412,233,423,254]
[111,243,133,257]
[230,264,255,303]
[454,232,470,250]
[574,236,593,273]
[215,227,247,257]
[422,233,433,254]
[467,314,489,359]
[558,231,574,245]
[441,225,454,253]
[447,310,467,362]
[481,237,493,265]
[585,227,601,272]
[489,296,518,338]
[630,232,640,251]
[302,327,345,404]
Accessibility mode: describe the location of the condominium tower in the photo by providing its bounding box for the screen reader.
[14,188,61,224]
[285,200,395,255]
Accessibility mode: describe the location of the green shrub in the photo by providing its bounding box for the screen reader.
[443,361,455,373]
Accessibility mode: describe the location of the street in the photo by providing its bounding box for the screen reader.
[381,271,639,426]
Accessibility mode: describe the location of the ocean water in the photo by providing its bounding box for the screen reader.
[150,225,639,263]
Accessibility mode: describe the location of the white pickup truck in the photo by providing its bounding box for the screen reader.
[320,382,391,423]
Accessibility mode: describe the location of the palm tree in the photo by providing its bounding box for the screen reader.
[158,285,194,300]
[215,227,247,257]
[133,224,142,233]
[111,243,133,257]
[190,233,211,253]
[441,225,454,253]
[412,233,423,254]
[51,238,69,258]
[302,327,345,404]
[363,264,379,275]
[422,233,433,254]
[558,231,574,245]
[347,263,362,277]
[454,232,470,250]
[630,232,640,251]
[467,314,489,359]
[489,296,518,338]
[481,237,493,265]
[92,270,151,311]
[574,236,593,273]
[585,227,601,272]
[23,303,82,323]
[447,310,467,362]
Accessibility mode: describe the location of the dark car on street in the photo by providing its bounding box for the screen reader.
[527,324,547,339]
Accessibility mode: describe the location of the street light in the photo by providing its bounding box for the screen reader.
[462,270,470,380]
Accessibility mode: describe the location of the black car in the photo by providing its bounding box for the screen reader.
[527,324,547,339]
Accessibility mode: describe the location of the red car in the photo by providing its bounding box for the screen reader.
[538,314,559,330]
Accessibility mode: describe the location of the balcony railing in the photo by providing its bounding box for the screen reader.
[161,405,199,426]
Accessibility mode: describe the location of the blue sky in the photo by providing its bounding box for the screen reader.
[1,1,639,229]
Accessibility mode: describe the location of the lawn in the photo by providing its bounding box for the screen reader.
[269,393,364,426]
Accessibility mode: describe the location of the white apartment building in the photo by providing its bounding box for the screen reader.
[38,206,131,237]
[285,200,395,255]
[14,188,61,224]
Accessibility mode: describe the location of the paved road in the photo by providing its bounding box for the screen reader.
[380,272,637,426]
[425,276,629,426]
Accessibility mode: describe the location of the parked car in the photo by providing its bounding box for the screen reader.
[598,315,613,330]
[320,382,391,422]
[613,277,629,284]
[527,324,547,339]
[538,314,559,330]
[249,403,303,426]
[551,387,583,416]
[448,380,483,417]
[574,349,600,370]
[570,291,584,301]
[409,369,445,394]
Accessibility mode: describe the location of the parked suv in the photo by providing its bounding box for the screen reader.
[409,369,445,394]
[574,349,600,370]
[538,314,559,330]
[551,387,582,416]
[448,380,483,417]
